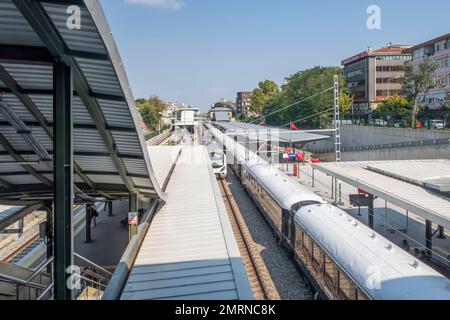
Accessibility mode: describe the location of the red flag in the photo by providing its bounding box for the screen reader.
[290,123,300,131]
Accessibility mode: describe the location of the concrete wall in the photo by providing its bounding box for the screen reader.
[319,144,450,162]
[307,125,450,151]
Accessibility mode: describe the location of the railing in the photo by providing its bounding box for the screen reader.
[313,138,450,154]
[0,257,53,300]
[102,200,160,300]
[73,253,113,300]
[0,251,114,300]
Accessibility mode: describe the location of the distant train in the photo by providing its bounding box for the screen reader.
[207,124,450,300]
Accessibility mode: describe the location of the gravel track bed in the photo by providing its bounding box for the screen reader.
[225,171,312,300]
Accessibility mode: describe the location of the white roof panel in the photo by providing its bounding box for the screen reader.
[365,160,450,192]
[313,161,450,229]
[215,121,330,144]
[121,146,253,300]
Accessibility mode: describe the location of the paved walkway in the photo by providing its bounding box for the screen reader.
[74,201,129,269]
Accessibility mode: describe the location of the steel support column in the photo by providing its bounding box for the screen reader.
[53,61,73,300]
[108,201,113,217]
[425,220,433,251]
[333,75,341,162]
[85,204,92,243]
[129,193,138,240]
[368,194,374,230]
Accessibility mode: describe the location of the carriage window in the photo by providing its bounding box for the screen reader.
[312,243,322,273]
[324,256,336,290]
[338,270,356,300]
[312,244,322,263]
[303,234,312,257]
[295,226,303,252]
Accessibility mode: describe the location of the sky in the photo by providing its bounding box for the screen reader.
[102,0,450,111]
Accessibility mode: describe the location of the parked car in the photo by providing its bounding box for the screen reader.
[430,119,445,130]
[370,119,388,126]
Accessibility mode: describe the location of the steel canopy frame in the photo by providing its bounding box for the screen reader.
[9,0,166,203]
[52,61,73,300]
[12,0,137,195]
[0,0,167,300]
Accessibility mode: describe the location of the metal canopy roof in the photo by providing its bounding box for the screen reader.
[312,161,450,229]
[0,0,165,204]
[214,121,330,144]
[0,203,44,230]
[365,160,450,193]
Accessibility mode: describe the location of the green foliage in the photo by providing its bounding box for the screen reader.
[213,101,233,109]
[263,67,353,128]
[402,59,439,127]
[250,80,280,115]
[137,96,165,131]
[374,95,410,116]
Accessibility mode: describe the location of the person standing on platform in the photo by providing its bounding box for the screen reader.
[91,206,99,227]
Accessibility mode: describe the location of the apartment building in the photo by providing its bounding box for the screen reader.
[342,45,412,113]
[406,33,450,109]
[236,91,253,116]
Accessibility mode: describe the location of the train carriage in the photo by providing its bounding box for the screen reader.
[207,124,450,300]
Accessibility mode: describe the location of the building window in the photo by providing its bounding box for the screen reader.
[376,65,404,72]
[376,77,402,84]
[346,69,364,78]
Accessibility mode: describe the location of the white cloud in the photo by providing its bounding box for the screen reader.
[125,0,185,10]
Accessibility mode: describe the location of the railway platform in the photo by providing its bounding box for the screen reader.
[277,162,450,276]
[120,145,253,300]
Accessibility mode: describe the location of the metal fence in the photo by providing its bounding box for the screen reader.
[314,138,450,154]
[341,111,450,130]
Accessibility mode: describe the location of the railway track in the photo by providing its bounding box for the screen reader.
[218,178,280,300]
[3,234,40,263]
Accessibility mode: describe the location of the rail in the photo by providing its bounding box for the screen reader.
[219,177,280,300]
[312,138,450,154]
[3,234,40,263]
[147,130,172,146]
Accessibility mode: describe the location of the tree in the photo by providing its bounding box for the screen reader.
[403,59,439,128]
[374,95,410,126]
[374,95,410,116]
[250,80,280,116]
[213,101,232,110]
[136,96,165,131]
[263,67,353,128]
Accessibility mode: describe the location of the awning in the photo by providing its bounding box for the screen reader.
[214,121,330,144]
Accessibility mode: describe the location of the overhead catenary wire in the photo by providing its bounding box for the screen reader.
[279,107,335,128]
[249,86,334,124]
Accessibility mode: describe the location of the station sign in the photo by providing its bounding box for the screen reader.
[349,194,371,207]
[128,212,138,225]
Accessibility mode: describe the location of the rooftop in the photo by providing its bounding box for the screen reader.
[214,121,331,144]
[406,33,450,52]
[0,0,164,204]
[342,45,412,65]
[313,160,450,229]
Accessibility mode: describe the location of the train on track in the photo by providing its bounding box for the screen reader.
[206,124,450,300]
